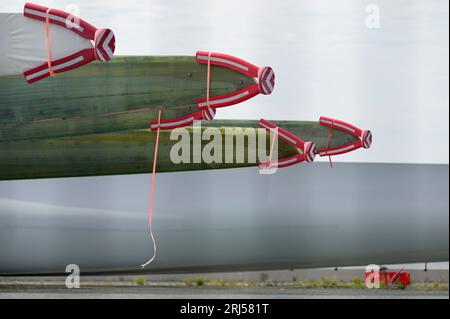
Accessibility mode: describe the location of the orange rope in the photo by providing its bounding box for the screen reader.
[45,8,55,76]
[141,109,162,269]
[267,127,278,168]
[206,52,212,106]
[326,125,333,168]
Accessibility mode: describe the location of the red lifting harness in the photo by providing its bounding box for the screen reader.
[150,51,275,131]
[23,2,115,84]
[318,116,372,157]
[259,119,316,169]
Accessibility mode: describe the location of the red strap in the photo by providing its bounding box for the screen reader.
[196,84,260,109]
[196,51,260,78]
[150,110,204,131]
[320,116,363,137]
[24,2,97,40]
[23,49,96,84]
[318,140,362,157]
[260,119,306,150]
[259,119,316,169]
[261,154,306,169]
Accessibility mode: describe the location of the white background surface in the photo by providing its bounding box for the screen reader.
[1,0,448,164]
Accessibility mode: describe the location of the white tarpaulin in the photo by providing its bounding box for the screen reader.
[0,13,92,77]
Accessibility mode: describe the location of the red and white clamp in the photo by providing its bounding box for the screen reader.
[259,119,316,169]
[150,51,275,131]
[318,116,372,156]
[195,51,275,109]
[23,2,115,84]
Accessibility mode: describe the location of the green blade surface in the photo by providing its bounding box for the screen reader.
[0,120,358,180]
[0,56,256,141]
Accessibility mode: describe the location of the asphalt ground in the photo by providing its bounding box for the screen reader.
[0,286,448,299]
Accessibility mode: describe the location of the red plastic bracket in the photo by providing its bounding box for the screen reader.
[23,2,115,84]
[318,116,372,156]
[259,119,316,169]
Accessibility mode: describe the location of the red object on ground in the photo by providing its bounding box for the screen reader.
[364,269,411,287]
[258,119,316,169]
[318,116,372,157]
[150,51,275,131]
[23,2,115,84]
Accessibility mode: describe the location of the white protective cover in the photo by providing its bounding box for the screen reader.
[0,13,92,77]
